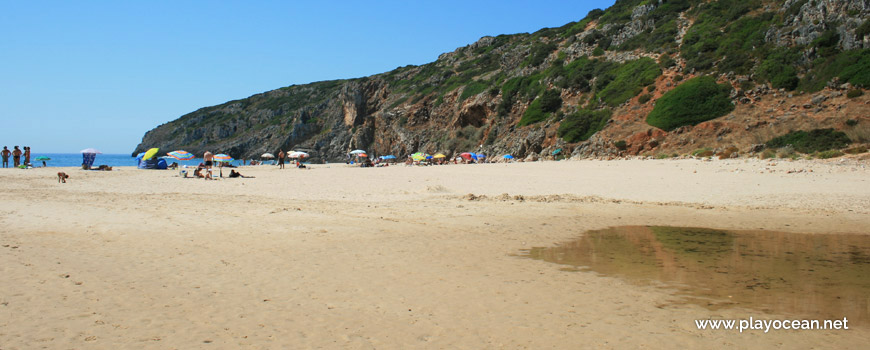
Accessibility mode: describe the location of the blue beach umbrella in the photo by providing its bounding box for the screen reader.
[503,154,514,159]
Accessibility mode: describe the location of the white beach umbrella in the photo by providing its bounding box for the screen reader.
[80,148,102,154]
[349,149,366,154]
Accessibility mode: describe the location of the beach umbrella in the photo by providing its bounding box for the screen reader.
[142,148,160,160]
[214,154,233,162]
[459,152,473,159]
[288,151,309,158]
[379,155,396,160]
[167,150,194,160]
[552,148,562,155]
[411,152,425,161]
[475,153,486,158]
[503,154,514,159]
[261,153,275,159]
[358,153,368,158]
[35,155,51,166]
[350,149,366,155]
[80,148,102,154]
[81,148,100,168]
[433,153,446,159]
[425,155,433,160]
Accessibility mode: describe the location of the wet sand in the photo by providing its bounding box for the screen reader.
[1,158,869,349]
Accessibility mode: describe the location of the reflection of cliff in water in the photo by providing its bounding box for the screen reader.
[524,226,870,324]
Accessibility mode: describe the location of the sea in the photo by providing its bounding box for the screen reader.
[20,153,250,168]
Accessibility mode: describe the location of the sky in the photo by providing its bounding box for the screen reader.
[0,0,615,154]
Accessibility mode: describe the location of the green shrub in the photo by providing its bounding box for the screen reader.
[759,48,801,90]
[524,42,558,67]
[460,81,489,101]
[846,119,859,126]
[815,150,844,159]
[847,89,864,98]
[597,58,661,107]
[759,149,777,159]
[646,76,734,131]
[592,46,605,56]
[692,147,714,157]
[765,128,852,153]
[557,108,613,142]
[614,140,627,150]
[844,146,867,154]
[800,49,870,91]
[638,93,652,104]
[518,89,562,126]
[538,89,563,113]
[857,20,870,39]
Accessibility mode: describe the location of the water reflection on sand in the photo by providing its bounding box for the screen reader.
[523,226,870,324]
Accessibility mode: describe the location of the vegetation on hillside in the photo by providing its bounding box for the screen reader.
[765,129,852,153]
[646,76,734,131]
[558,108,613,142]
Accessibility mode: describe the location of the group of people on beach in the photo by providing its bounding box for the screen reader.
[186,151,254,180]
[1,146,31,168]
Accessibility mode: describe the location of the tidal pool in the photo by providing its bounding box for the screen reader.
[522,226,870,324]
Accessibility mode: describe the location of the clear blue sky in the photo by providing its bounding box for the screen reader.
[0,0,615,154]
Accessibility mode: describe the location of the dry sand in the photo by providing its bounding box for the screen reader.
[1,158,868,349]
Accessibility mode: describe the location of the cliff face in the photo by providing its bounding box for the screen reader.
[135,0,870,161]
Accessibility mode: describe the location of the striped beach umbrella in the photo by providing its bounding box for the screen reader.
[167,150,194,160]
[213,154,233,162]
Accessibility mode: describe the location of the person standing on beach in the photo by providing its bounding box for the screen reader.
[12,146,22,167]
[203,151,214,171]
[1,146,9,168]
[23,146,31,166]
[278,149,285,169]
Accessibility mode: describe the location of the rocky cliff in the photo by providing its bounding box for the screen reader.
[135,0,870,162]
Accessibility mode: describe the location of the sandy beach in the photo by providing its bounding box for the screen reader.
[1,158,869,349]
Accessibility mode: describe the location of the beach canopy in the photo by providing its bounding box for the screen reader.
[503,154,514,159]
[350,150,366,155]
[288,151,309,158]
[411,152,426,161]
[433,153,446,159]
[80,148,102,154]
[552,148,562,155]
[167,150,194,160]
[142,148,160,160]
[379,155,396,160]
[261,153,275,159]
[214,154,233,162]
[475,153,486,158]
[34,156,51,161]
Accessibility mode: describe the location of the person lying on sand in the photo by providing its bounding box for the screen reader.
[229,170,254,178]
